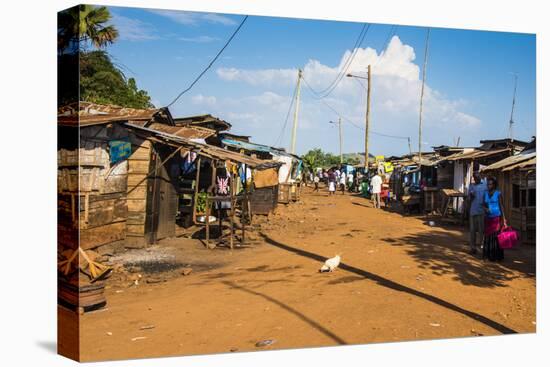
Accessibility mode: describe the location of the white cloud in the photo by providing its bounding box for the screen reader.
[149,9,236,26]
[191,94,217,106]
[179,35,219,43]
[216,36,480,131]
[111,14,158,41]
[217,67,298,87]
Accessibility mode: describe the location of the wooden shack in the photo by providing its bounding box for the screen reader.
[58,102,160,250]
[218,137,292,214]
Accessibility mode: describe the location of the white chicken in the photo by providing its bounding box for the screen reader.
[319,254,341,272]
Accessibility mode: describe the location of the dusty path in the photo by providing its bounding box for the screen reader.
[76,186,536,361]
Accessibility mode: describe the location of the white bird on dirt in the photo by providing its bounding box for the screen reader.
[319,254,341,273]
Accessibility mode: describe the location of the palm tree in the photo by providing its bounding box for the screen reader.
[58,5,118,53]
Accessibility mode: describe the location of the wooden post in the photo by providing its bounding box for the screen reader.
[338,117,343,164]
[241,170,247,246]
[290,69,302,155]
[192,156,201,224]
[418,28,431,182]
[205,197,210,249]
[365,64,371,169]
[229,173,235,250]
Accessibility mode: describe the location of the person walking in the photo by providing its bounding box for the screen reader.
[468,172,487,255]
[482,177,506,261]
[339,171,347,194]
[327,169,337,195]
[313,174,320,192]
[347,171,354,191]
[370,172,383,208]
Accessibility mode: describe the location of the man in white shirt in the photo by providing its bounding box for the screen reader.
[370,173,383,208]
[339,171,347,194]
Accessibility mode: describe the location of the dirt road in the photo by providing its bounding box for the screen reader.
[76,186,536,361]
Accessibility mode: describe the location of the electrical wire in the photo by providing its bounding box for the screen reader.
[301,71,410,141]
[165,15,249,108]
[273,79,299,146]
[304,24,371,99]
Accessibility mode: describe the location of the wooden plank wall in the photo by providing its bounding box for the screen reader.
[126,135,152,245]
[76,125,130,250]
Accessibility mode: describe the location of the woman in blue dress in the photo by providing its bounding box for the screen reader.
[482,177,507,261]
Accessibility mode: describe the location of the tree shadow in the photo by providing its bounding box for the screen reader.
[222,280,347,345]
[259,232,517,335]
[380,230,535,288]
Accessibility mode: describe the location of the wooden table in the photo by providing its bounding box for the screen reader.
[440,188,467,223]
[204,195,245,250]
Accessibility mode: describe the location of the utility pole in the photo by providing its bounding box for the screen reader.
[509,73,518,141]
[365,64,372,170]
[290,69,302,155]
[418,28,431,181]
[338,117,343,164]
[330,118,344,164]
[346,66,371,170]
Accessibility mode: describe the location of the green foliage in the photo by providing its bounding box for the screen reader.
[196,192,208,214]
[57,5,153,108]
[79,51,154,108]
[58,5,118,53]
[301,149,363,172]
[301,148,343,172]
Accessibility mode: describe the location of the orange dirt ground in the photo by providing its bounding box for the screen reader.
[72,186,536,361]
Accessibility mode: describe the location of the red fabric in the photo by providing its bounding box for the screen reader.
[485,216,501,236]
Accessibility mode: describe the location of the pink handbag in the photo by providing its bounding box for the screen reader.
[497,226,519,249]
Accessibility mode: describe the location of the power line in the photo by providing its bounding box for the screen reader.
[372,25,398,69]
[301,76,409,141]
[274,77,299,146]
[165,15,249,108]
[313,23,368,96]
[304,24,371,99]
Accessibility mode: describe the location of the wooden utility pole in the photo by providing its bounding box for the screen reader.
[418,29,431,180]
[509,73,518,141]
[338,117,343,164]
[290,69,303,155]
[365,64,371,169]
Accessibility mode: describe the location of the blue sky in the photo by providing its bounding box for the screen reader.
[106,6,536,156]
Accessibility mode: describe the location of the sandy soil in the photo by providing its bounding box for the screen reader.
[75,186,536,361]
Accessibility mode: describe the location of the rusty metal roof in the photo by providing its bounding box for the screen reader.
[444,148,510,161]
[173,114,231,131]
[147,123,216,140]
[58,101,159,127]
[125,122,280,169]
[483,152,536,171]
[502,157,536,171]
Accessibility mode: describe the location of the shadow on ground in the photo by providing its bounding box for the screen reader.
[222,280,347,344]
[381,230,535,288]
[259,232,517,335]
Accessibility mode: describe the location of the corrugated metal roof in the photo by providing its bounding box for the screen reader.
[483,152,536,171]
[445,148,510,161]
[173,114,231,131]
[125,122,280,169]
[58,102,158,127]
[502,157,536,171]
[220,138,299,160]
[147,123,215,140]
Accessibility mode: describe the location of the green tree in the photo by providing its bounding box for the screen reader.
[301,148,344,172]
[80,51,154,108]
[58,5,118,53]
[58,6,153,108]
